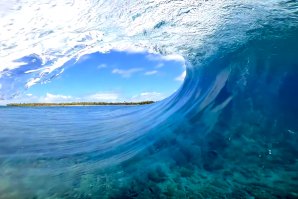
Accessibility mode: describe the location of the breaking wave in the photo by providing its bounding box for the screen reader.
[0,0,298,198]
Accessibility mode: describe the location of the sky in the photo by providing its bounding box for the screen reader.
[3,50,185,104]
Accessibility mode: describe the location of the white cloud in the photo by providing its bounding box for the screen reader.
[146,54,185,63]
[155,63,164,68]
[1,92,72,105]
[0,83,2,89]
[112,68,143,78]
[175,71,186,81]
[1,92,120,105]
[43,93,73,102]
[1,90,169,105]
[144,70,158,76]
[131,92,165,102]
[98,64,107,69]
[76,54,92,63]
[86,92,119,102]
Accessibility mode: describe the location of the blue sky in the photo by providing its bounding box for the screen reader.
[6,50,185,103]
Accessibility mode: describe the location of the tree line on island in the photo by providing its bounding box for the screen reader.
[7,101,155,107]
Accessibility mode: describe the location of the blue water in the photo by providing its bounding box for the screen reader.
[1,0,298,198]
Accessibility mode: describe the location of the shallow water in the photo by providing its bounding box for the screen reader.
[0,106,148,198]
[1,0,298,198]
[1,92,298,199]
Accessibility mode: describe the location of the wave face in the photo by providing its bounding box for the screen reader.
[1,0,298,198]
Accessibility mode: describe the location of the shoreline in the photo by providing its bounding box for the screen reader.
[6,101,155,107]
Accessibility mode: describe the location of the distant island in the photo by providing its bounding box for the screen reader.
[7,101,155,107]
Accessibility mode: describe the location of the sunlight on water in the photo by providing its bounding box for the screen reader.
[0,0,298,198]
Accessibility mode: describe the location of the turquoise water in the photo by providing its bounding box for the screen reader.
[1,0,298,198]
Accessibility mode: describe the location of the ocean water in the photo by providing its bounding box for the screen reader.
[1,0,298,198]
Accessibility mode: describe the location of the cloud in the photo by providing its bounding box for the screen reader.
[43,92,119,102]
[1,90,168,105]
[76,54,92,63]
[43,93,73,102]
[0,92,38,105]
[112,68,143,78]
[155,63,164,68]
[175,71,186,81]
[131,92,165,102]
[0,83,2,89]
[1,92,120,104]
[146,54,185,63]
[86,92,119,102]
[98,64,107,69]
[144,70,158,76]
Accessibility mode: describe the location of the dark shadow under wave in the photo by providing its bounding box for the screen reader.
[0,1,298,198]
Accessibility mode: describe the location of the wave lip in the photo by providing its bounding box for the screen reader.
[1,0,298,198]
[1,0,291,97]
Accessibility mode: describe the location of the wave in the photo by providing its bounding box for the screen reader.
[1,0,298,198]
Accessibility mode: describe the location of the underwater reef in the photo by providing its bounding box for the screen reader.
[1,0,298,198]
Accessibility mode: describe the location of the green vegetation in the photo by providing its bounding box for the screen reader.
[7,101,155,107]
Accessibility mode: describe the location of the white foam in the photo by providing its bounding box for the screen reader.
[0,0,287,97]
